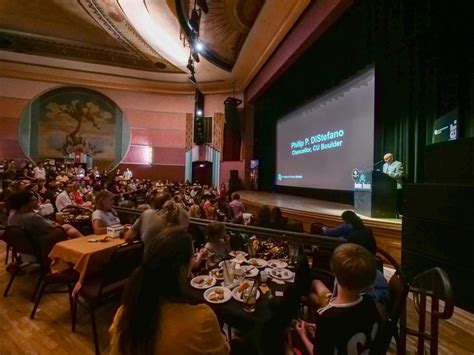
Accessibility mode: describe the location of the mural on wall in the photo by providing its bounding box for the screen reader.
[18,87,130,170]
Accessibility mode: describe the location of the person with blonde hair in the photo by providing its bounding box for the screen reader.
[296,243,381,354]
[125,200,188,245]
[92,190,121,234]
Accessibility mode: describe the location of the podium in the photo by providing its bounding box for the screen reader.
[353,170,397,218]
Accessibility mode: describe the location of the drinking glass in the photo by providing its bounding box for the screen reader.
[248,238,258,258]
[260,269,268,283]
[242,282,258,312]
[223,261,235,287]
[288,243,300,265]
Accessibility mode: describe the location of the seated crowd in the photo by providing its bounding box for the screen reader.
[0,159,393,354]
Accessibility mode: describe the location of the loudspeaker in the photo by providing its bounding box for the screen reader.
[193,89,205,145]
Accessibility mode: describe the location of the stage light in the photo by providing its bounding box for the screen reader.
[196,109,203,116]
[189,8,200,32]
[186,57,194,73]
[197,0,209,13]
[194,41,204,52]
[192,49,200,63]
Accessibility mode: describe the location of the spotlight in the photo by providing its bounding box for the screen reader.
[197,0,209,13]
[194,41,204,52]
[189,8,200,32]
[196,109,203,116]
[186,57,194,73]
[192,49,200,63]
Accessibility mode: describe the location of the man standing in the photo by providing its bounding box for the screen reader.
[382,153,404,216]
[33,162,46,180]
[382,153,403,188]
[123,168,133,180]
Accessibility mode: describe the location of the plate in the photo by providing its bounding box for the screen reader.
[267,260,288,269]
[190,275,216,289]
[232,285,261,302]
[237,265,259,277]
[209,268,224,280]
[229,251,248,257]
[270,268,293,280]
[247,258,268,268]
[204,287,232,304]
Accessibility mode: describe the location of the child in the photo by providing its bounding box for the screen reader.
[203,222,230,269]
[296,243,381,354]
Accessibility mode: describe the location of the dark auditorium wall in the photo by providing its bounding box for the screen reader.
[252,0,474,197]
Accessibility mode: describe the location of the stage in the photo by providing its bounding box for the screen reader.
[238,190,402,261]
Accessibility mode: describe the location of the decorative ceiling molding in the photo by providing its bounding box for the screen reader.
[0,29,178,73]
[78,0,183,72]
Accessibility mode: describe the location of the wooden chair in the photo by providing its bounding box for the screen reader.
[72,240,143,354]
[375,247,410,354]
[2,226,40,298]
[405,267,454,354]
[29,227,78,322]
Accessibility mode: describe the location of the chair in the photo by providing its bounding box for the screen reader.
[375,247,410,354]
[405,267,454,354]
[29,226,79,321]
[72,240,143,354]
[2,225,41,298]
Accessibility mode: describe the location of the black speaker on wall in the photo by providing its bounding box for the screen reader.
[193,89,205,145]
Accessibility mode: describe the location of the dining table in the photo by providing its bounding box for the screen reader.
[184,255,309,353]
[48,234,125,296]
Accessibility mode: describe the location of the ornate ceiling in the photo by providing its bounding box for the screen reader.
[0,0,311,93]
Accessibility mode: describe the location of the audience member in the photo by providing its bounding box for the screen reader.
[229,193,245,217]
[298,243,380,354]
[109,229,229,354]
[92,190,121,234]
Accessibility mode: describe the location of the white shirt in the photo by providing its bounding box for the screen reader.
[55,190,74,212]
[92,210,121,227]
[123,170,133,180]
[33,167,46,180]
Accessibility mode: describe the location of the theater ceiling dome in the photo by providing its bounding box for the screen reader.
[0,0,310,93]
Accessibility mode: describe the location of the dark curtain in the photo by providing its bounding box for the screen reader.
[253,0,474,193]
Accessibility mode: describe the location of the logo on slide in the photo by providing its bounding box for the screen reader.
[278,174,282,181]
[351,169,360,182]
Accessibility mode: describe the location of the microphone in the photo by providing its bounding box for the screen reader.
[374,159,384,167]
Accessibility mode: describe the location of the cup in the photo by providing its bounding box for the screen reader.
[288,243,300,265]
[242,282,258,312]
[223,261,235,287]
[260,269,268,283]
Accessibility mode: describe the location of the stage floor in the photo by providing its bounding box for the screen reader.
[238,191,401,225]
[238,190,402,261]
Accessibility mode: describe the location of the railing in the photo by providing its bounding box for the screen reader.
[113,206,344,250]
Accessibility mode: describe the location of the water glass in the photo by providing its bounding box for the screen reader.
[242,283,258,312]
[288,243,300,265]
[260,269,268,283]
[223,261,235,287]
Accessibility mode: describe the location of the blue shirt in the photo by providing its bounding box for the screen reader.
[322,223,353,238]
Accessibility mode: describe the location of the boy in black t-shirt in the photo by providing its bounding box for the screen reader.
[296,243,381,354]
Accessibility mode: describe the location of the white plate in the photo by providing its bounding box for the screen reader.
[267,260,288,269]
[204,287,232,304]
[247,258,268,268]
[270,268,293,280]
[209,268,224,281]
[232,285,261,302]
[229,251,248,257]
[237,265,259,277]
[190,275,216,289]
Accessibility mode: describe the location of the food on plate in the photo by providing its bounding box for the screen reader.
[209,288,225,301]
[270,262,278,268]
[206,277,214,285]
[210,268,223,279]
[237,282,250,293]
[195,277,206,285]
[249,259,259,266]
[259,284,270,295]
